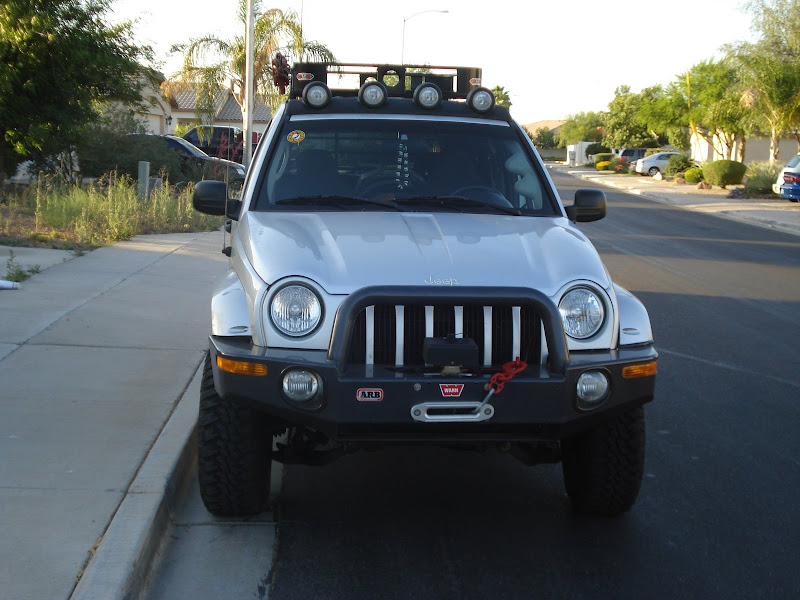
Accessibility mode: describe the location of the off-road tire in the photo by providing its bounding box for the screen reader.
[197,353,273,516]
[561,406,645,516]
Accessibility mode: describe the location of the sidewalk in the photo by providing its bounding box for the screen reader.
[549,164,800,237]
[0,231,228,600]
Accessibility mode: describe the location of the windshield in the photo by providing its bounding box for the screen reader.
[254,116,557,216]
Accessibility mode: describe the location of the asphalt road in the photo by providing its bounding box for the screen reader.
[148,172,800,599]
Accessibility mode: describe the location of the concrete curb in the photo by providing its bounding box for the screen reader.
[70,361,202,600]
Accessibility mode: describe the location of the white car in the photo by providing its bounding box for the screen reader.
[635,152,680,176]
[191,60,658,518]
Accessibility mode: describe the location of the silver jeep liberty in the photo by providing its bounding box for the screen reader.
[192,62,658,517]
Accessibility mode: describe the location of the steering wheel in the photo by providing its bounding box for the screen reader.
[357,177,418,199]
[451,185,514,208]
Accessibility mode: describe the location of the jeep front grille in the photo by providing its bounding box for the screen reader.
[345,304,541,368]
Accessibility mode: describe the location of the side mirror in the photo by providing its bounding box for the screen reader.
[192,180,241,219]
[565,188,606,223]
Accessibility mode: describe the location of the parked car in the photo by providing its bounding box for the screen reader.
[163,134,246,181]
[183,126,244,164]
[772,154,800,201]
[191,60,658,518]
[635,152,680,176]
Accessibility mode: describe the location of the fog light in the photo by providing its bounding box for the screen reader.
[576,371,609,407]
[282,369,320,402]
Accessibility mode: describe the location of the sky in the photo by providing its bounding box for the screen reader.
[109,0,756,126]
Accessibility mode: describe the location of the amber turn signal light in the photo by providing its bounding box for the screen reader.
[622,362,657,379]
[216,356,267,376]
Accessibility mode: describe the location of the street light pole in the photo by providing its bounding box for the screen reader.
[402,9,449,65]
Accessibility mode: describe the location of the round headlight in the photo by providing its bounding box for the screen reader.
[302,81,331,108]
[413,82,443,109]
[270,285,322,337]
[358,81,388,108]
[466,87,495,114]
[558,287,605,339]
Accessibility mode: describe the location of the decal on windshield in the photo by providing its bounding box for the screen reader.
[287,130,305,143]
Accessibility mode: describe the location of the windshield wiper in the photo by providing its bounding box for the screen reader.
[396,196,521,216]
[275,195,403,211]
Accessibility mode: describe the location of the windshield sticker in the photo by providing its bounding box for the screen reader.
[287,130,305,143]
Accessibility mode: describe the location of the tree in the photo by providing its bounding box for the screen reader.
[533,127,557,149]
[169,2,334,134]
[556,112,606,147]
[730,1,800,161]
[0,0,153,187]
[604,86,660,149]
[637,61,748,157]
[492,86,512,109]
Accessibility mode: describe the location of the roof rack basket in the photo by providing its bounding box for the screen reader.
[288,62,482,100]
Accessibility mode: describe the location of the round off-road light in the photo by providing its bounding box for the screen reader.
[270,285,322,337]
[358,80,388,108]
[576,371,609,407]
[302,81,331,109]
[413,82,443,109]
[282,369,321,402]
[466,87,495,114]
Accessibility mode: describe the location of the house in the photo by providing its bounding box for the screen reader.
[522,119,568,158]
[522,119,567,139]
[691,132,800,165]
[162,83,271,137]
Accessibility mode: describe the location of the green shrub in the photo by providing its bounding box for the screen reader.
[703,160,747,188]
[684,167,704,183]
[585,143,610,158]
[745,161,783,193]
[596,161,611,171]
[594,153,614,165]
[666,154,695,175]
[645,148,666,157]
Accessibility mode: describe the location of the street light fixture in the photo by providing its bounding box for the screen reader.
[402,9,449,65]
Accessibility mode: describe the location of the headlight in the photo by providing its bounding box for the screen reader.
[558,287,605,339]
[270,285,322,337]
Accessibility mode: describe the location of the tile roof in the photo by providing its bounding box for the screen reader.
[165,84,271,123]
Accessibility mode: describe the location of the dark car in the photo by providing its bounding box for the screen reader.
[183,126,244,164]
[163,135,246,181]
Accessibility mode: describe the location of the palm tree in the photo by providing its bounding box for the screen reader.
[168,2,334,132]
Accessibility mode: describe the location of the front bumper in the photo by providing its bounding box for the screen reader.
[209,335,657,443]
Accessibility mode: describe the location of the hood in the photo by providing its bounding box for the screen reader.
[238,211,610,296]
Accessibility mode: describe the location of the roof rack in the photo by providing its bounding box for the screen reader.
[287,62,482,100]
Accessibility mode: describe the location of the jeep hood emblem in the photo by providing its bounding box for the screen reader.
[424,275,459,286]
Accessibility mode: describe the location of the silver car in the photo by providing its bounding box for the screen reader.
[192,61,658,518]
[635,152,680,176]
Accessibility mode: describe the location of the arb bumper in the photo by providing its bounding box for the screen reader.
[208,335,657,443]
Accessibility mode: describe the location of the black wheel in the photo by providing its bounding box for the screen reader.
[561,406,646,516]
[648,167,660,177]
[197,353,274,516]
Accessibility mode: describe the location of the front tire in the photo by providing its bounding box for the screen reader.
[197,353,274,516]
[561,406,646,516]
